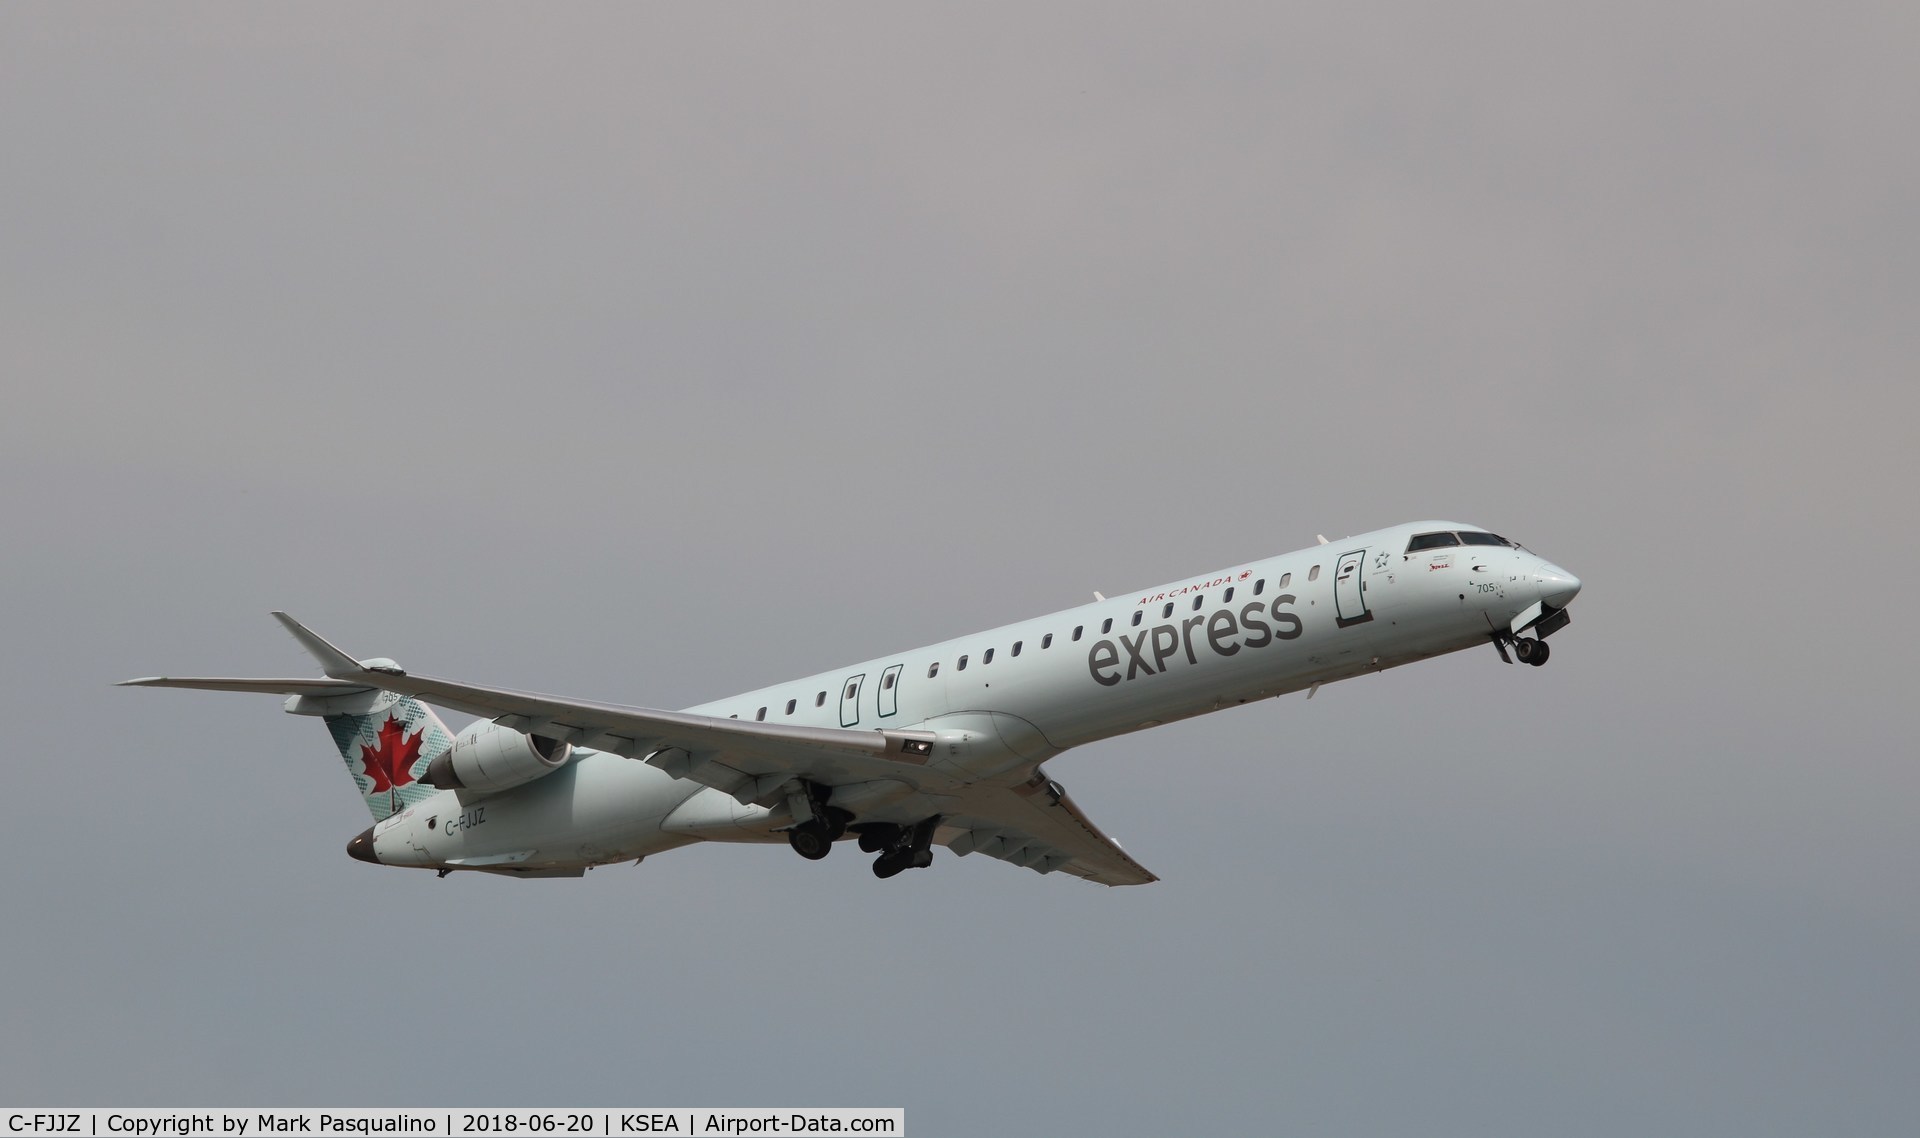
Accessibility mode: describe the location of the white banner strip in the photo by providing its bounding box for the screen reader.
[3,1111,904,1138]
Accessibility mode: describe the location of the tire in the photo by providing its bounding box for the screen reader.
[857,826,899,854]
[787,821,832,861]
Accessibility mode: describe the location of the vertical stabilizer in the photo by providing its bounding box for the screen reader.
[316,690,456,821]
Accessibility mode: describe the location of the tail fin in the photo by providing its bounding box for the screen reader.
[318,689,455,821]
[120,614,456,822]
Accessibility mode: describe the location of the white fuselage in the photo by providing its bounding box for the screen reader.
[365,521,1578,872]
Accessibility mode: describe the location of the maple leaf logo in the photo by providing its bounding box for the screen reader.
[360,715,425,797]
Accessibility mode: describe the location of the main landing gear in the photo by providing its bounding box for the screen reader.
[781,780,938,878]
[784,781,852,861]
[785,815,845,860]
[860,816,940,879]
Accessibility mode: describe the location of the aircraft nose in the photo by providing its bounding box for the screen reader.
[1535,560,1582,608]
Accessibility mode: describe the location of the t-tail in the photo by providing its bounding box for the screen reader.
[118,614,454,822]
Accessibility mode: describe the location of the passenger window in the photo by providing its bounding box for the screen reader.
[983,648,994,665]
[785,699,796,715]
[1042,633,1053,649]
[1101,618,1113,634]
[1192,595,1204,611]
[1223,587,1234,603]
[1162,602,1174,618]
[1073,625,1084,641]
[958,655,969,671]
[1278,572,1290,587]
[1131,611,1144,627]
[1011,641,1022,657]
[1406,532,1460,552]
[1308,565,1320,581]
[927,662,939,678]
[845,682,858,700]
[815,691,826,707]
[882,672,895,690]
[756,707,766,721]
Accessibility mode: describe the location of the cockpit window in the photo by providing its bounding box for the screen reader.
[1406,532,1459,552]
[1457,532,1512,547]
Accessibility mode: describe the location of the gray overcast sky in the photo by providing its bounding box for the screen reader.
[3,4,1916,1133]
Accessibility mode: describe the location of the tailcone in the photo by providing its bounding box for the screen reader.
[346,826,380,865]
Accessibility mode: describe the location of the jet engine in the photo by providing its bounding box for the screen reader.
[425,726,572,794]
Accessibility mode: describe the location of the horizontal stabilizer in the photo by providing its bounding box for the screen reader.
[271,612,370,679]
[118,676,374,697]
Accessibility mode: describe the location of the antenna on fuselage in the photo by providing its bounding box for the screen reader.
[1093,591,1105,601]
[1316,534,1329,545]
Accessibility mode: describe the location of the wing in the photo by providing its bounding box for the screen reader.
[933,772,1158,887]
[257,613,952,808]
[132,614,1158,886]
[366,668,953,804]
[283,662,1157,884]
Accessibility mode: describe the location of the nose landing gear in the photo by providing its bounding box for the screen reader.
[1492,632,1554,667]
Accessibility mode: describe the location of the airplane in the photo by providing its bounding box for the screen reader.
[122,520,1580,886]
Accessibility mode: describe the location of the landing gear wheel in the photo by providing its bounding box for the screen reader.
[1522,638,1550,667]
[1513,637,1537,664]
[871,815,941,879]
[787,820,833,861]
[857,824,903,853]
[820,806,853,844]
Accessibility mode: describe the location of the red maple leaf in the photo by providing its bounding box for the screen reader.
[360,715,424,794]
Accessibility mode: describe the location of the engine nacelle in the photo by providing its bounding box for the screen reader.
[425,726,572,794]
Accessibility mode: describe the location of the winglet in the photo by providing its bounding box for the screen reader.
[271,612,377,679]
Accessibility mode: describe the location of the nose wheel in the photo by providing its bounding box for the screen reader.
[1493,632,1554,666]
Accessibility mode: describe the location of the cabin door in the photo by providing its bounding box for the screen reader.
[1334,549,1373,627]
[839,673,866,727]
